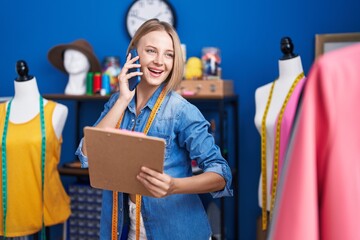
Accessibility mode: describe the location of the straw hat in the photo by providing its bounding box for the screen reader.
[48,39,101,73]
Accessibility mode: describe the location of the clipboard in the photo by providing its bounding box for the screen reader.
[83,126,166,196]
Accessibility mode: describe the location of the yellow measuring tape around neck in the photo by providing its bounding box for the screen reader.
[112,87,167,240]
[261,72,304,230]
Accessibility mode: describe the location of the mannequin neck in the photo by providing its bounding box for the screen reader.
[10,76,48,123]
[278,56,304,81]
[65,72,88,95]
[13,77,41,103]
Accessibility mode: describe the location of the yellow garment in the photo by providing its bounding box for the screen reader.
[0,100,71,237]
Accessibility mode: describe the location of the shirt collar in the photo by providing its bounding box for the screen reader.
[127,84,166,113]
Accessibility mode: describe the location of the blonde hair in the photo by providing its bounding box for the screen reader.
[127,19,184,93]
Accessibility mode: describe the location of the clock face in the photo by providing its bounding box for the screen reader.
[126,0,176,38]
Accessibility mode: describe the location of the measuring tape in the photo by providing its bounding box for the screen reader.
[112,87,167,240]
[1,96,46,239]
[261,72,304,230]
[260,80,275,230]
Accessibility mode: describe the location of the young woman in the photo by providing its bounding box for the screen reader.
[76,19,233,240]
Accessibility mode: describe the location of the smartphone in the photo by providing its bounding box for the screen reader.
[127,48,141,91]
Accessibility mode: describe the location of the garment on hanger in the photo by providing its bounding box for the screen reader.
[0,100,70,237]
[269,43,360,240]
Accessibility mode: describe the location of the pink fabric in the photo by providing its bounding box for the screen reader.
[272,77,306,186]
[269,43,360,240]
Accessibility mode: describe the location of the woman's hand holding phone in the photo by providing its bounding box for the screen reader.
[127,49,142,91]
[117,49,143,102]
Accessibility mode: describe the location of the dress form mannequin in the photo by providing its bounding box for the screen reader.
[254,37,304,211]
[9,60,68,138]
[63,49,91,95]
[0,61,71,236]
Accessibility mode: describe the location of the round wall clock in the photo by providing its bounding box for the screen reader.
[126,0,176,38]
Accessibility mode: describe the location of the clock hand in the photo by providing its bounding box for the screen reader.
[132,15,148,22]
[154,12,163,18]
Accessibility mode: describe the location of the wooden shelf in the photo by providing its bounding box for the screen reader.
[43,93,237,101]
[58,166,88,176]
[43,94,110,101]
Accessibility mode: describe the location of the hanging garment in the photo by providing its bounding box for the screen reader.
[0,100,71,237]
[269,43,360,240]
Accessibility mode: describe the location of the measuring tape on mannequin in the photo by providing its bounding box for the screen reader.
[2,97,47,239]
[261,72,304,230]
[112,87,167,240]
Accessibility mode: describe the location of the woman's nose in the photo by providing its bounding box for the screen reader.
[153,54,164,65]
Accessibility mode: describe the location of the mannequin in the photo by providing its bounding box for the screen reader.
[269,42,360,240]
[47,39,102,96]
[63,49,91,95]
[0,60,71,237]
[254,37,306,236]
[9,60,68,138]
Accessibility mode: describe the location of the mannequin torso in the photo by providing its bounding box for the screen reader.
[8,77,68,139]
[0,61,71,234]
[63,49,91,95]
[254,55,304,210]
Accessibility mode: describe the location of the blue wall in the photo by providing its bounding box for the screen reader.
[1,0,360,239]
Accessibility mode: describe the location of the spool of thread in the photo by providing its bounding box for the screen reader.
[101,74,111,95]
[93,72,102,94]
[86,72,94,95]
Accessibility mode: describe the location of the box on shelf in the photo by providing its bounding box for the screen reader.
[177,79,234,97]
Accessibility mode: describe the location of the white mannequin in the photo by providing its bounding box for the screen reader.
[254,55,304,210]
[63,49,90,95]
[8,77,68,139]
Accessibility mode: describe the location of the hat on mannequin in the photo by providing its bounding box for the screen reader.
[48,39,101,73]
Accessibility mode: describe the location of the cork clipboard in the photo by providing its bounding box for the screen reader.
[83,126,166,196]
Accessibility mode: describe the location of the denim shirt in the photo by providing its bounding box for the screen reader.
[75,85,233,240]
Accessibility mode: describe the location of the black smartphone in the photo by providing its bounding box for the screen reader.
[127,48,141,91]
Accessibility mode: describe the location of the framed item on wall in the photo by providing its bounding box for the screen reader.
[315,32,360,59]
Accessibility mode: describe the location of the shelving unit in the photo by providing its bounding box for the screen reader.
[44,92,239,240]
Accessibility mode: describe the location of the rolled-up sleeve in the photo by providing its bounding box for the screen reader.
[75,138,89,168]
[177,103,233,198]
[205,163,233,198]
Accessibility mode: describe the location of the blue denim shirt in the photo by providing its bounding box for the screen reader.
[75,85,233,240]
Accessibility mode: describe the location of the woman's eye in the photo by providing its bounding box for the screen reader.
[146,49,156,54]
[165,53,174,58]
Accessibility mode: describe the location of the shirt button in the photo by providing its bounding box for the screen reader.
[117,232,120,236]
[119,208,122,212]
[132,119,135,122]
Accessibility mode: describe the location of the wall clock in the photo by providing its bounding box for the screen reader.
[126,0,176,38]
